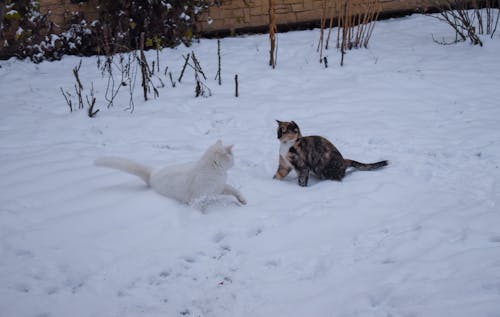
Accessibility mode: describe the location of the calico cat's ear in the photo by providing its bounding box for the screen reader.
[276,120,282,125]
[291,121,300,133]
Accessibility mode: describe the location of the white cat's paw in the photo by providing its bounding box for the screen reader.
[237,196,247,205]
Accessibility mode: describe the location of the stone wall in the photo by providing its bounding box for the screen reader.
[196,0,436,34]
[39,0,97,29]
[38,0,435,35]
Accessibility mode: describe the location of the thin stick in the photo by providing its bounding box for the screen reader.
[269,0,277,68]
[336,0,342,49]
[60,88,72,112]
[178,53,190,82]
[325,2,336,49]
[215,39,222,85]
[317,0,327,56]
[235,74,239,97]
[139,32,148,101]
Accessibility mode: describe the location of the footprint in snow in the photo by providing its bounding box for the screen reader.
[212,231,226,244]
[381,258,396,264]
[489,236,500,243]
[46,286,58,295]
[180,256,197,270]
[247,227,263,238]
[217,244,231,259]
[15,249,34,258]
[148,270,171,286]
[265,260,280,268]
[14,283,31,293]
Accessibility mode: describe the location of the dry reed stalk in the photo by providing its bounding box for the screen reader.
[333,0,381,65]
[336,0,342,49]
[356,2,372,46]
[354,10,363,47]
[269,0,277,68]
[235,74,239,97]
[345,1,352,48]
[318,0,328,62]
[325,2,336,50]
[340,0,348,66]
[139,33,148,101]
[364,2,381,48]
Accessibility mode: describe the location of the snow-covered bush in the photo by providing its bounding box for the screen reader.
[94,0,209,55]
[0,0,209,63]
[0,0,55,62]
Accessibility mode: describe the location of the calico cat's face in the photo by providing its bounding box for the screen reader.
[276,120,301,142]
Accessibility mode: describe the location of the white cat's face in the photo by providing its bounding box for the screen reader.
[208,140,234,170]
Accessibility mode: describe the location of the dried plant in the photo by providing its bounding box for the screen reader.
[60,88,73,112]
[61,36,167,115]
[235,74,239,97]
[191,52,211,97]
[73,61,84,109]
[430,0,500,46]
[139,32,159,101]
[86,83,100,118]
[215,39,222,85]
[339,0,381,66]
[178,53,191,83]
[318,0,381,66]
[269,0,277,68]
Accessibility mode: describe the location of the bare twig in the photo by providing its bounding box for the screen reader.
[215,39,222,85]
[318,0,327,61]
[86,82,99,118]
[139,33,149,101]
[332,0,381,66]
[191,52,207,80]
[429,0,499,46]
[60,88,73,112]
[178,53,190,83]
[269,0,277,68]
[73,60,83,90]
[72,60,84,109]
[169,72,176,88]
[235,74,239,97]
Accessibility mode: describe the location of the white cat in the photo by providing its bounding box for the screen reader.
[94,140,246,205]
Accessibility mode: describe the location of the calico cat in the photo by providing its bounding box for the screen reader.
[95,140,246,205]
[274,120,388,187]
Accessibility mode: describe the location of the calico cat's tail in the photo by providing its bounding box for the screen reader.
[344,159,388,171]
[94,157,152,185]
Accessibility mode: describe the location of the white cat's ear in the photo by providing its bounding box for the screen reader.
[215,139,223,147]
[225,144,234,154]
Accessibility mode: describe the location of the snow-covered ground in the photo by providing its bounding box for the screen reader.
[1,14,500,317]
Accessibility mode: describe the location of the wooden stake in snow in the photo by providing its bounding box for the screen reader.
[215,39,222,85]
[235,74,239,97]
[269,0,277,68]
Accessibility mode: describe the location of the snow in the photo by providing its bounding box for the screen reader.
[1,14,500,317]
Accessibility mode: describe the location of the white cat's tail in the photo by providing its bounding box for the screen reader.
[94,157,152,185]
